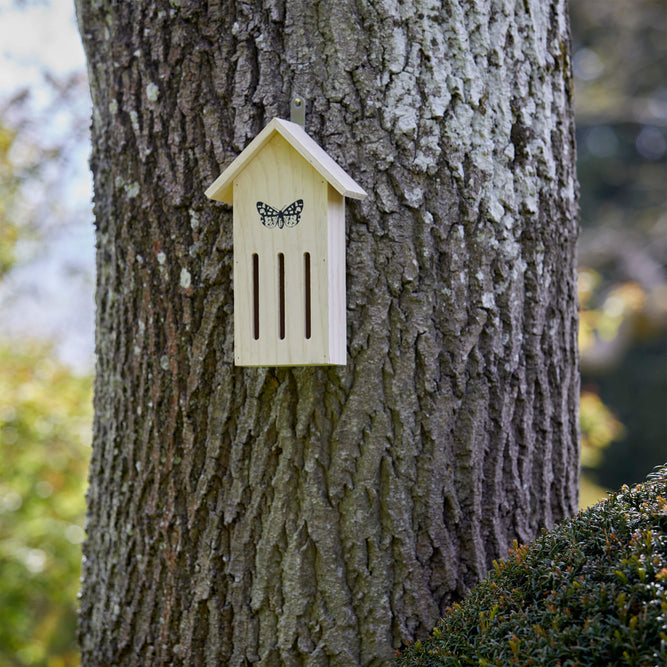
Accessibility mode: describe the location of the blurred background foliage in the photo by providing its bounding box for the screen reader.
[0,82,80,281]
[572,0,667,504]
[1,3,94,662]
[0,0,664,664]
[0,124,19,278]
[0,343,90,667]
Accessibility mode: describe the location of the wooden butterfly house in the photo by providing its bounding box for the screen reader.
[205,117,367,366]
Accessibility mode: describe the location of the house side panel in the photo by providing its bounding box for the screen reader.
[327,186,346,365]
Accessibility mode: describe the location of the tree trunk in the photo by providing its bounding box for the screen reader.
[75,0,579,664]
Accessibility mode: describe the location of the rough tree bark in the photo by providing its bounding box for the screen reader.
[75,0,579,664]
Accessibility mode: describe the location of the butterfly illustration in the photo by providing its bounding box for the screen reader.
[256,199,304,229]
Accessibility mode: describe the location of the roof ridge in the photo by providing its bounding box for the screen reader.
[205,118,367,204]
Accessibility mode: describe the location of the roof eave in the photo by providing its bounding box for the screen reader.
[205,118,367,204]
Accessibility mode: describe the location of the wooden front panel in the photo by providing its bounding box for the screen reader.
[233,134,334,366]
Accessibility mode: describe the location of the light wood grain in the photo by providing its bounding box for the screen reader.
[205,118,364,366]
[233,133,345,366]
[327,185,346,365]
[206,117,367,204]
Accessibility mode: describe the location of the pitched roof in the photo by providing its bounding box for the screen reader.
[205,117,367,204]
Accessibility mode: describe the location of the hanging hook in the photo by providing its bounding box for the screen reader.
[290,95,306,128]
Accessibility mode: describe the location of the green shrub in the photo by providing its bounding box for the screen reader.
[396,467,667,666]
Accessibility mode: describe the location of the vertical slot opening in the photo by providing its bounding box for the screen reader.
[252,253,259,340]
[304,252,311,339]
[278,253,285,340]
